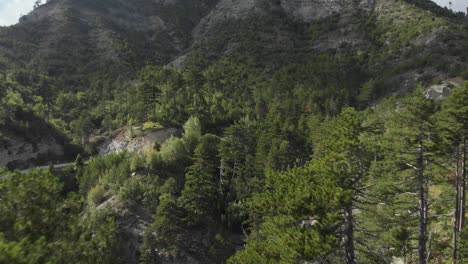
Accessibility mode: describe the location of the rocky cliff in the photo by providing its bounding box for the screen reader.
[95,127,181,155]
[0,111,78,169]
[0,135,64,169]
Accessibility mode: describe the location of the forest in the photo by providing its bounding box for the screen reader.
[1,61,468,263]
[1,0,468,263]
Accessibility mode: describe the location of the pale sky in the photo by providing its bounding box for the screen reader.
[434,0,467,13]
[0,0,466,26]
[0,0,41,26]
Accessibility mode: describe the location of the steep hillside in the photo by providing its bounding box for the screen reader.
[188,0,467,89]
[0,72,80,169]
[189,0,371,62]
[0,0,466,91]
[0,0,467,169]
[1,1,468,263]
[0,109,75,169]
[0,0,218,86]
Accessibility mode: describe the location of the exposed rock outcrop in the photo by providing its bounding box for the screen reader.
[0,136,64,169]
[199,0,350,24]
[425,78,464,100]
[280,0,344,21]
[0,111,75,170]
[97,195,153,264]
[97,127,181,155]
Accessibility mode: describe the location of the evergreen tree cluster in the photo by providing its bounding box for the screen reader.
[1,0,468,262]
[2,82,468,263]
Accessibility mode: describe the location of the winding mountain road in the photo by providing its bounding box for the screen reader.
[19,162,75,174]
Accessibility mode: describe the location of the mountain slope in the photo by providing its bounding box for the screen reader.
[0,0,466,169]
[0,0,466,88]
[187,0,467,88]
[1,1,468,263]
[0,0,218,85]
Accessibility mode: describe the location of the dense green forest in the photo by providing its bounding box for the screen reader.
[1,0,468,263]
[2,83,468,263]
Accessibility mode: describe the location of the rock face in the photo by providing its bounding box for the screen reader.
[97,127,181,155]
[201,0,346,23]
[425,78,464,100]
[211,0,257,19]
[96,195,153,264]
[97,194,202,264]
[0,136,64,169]
[194,0,343,38]
[0,111,74,170]
[191,0,375,58]
[425,83,452,100]
[280,0,344,21]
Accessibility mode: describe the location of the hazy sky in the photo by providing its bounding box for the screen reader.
[0,0,39,26]
[434,0,467,13]
[0,0,466,26]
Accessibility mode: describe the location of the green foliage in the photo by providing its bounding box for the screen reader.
[0,168,119,263]
[182,116,202,152]
[459,227,468,260]
[375,5,446,51]
[142,121,163,130]
[80,153,131,195]
[87,183,107,207]
[230,166,343,263]
[159,136,189,165]
[0,0,467,262]
[118,174,162,211]
[149,194,187,256]
[357,78,376,106]
[3,88,24,111]
[0,236,52,264]
[73,210,119,264]
[0,170,62,240]
[434,82,468,147]
[180,134,221,225]
[130,154,146,172]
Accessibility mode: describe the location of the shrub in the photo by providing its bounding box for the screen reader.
[182,116,202,152]
[143,121,163,130]
[159,136,188,164]
[87,184,107,207]
[130,154,146,172]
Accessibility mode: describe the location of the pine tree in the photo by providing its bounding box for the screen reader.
[381,87,436,264]
[180,134,221,225]
[0,170,63,241]
[312,107,368,263]
[435,82,468,262]
[229,165,344,263]
[219,119,258,228]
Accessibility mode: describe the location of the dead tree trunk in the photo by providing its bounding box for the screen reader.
[418,135,428,264]
[344,151,365,264]
[453,145,460,263]
[460,137,467,230]
[345,204,355,264]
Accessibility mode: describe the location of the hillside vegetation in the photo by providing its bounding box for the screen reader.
[0,0,468,263]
